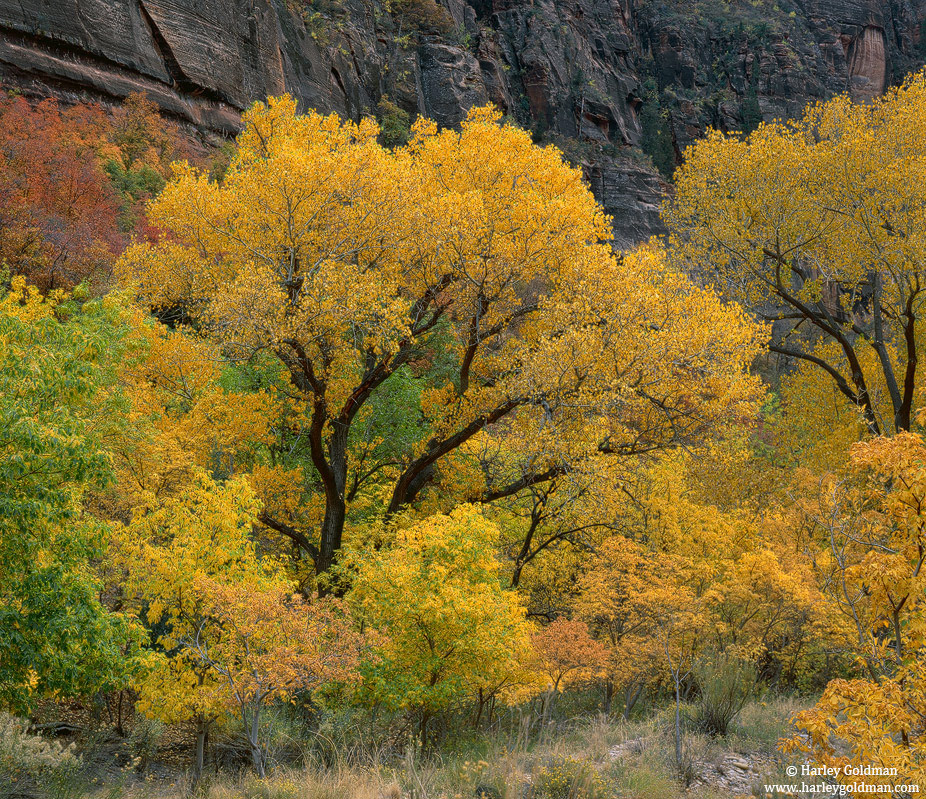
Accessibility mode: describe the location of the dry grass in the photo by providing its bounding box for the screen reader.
[73,696,810,799]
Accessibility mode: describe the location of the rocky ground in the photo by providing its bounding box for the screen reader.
[609,739,781,796]
[690,751,777,794]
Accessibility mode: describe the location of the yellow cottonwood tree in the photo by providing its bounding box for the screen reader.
[566,450,831,701]
[667,72,926,436]
[572,536,667,716]
[118,97,763,579]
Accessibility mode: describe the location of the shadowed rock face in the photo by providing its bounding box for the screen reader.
[0,0,279,133]
[1,0,923,246]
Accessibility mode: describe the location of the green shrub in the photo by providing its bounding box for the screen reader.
[638,79,675,180]
[209,141,238,183]
[127,715,164,772]
[376,98,412,148]
[690,654,757,737]
[740,70,763,134]
[103,158,165,229]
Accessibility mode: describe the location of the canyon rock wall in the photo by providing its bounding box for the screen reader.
[1,0,923,246]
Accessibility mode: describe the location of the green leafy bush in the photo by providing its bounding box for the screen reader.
[638,79,675,180]
[376,98,412,148]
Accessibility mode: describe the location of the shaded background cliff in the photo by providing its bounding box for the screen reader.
[2,0,924,247]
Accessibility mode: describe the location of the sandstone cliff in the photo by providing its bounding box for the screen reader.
[1,0,924,246]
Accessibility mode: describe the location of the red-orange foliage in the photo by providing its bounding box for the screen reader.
[0,96,124,291]
[188,577,363,777]
[531,618,609,693]
[0,92,191,292]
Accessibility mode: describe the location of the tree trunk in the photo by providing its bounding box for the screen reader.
[244,707,265,779]
[116,690,125,737]
[602,680,614,715]
[673,673,683,772]
[624,683,644,720]
[316,493,346,578]
[541,689,556,737]
[418,709,430,751]
[316,422,348,584]
[193,715,209,785]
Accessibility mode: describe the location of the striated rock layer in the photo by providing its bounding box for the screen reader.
[1,0,924,246]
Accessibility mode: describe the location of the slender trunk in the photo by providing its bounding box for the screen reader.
[511,513,541,588]
[193,715,209,785]
[116,690,125,737]
[674,673,683,772]
[899,297,918,432]
[870,272,903,431]
[541,689,555,737]
[602,680,614,715]
[624,683,644,720]
[419,709,429,751]
[244,706,265,779]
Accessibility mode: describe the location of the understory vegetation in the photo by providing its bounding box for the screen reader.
[4,695,805,798]
[5,70,926,798]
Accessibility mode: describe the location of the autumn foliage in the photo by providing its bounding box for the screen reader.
[0,98,123,291]
[7,75,926,789]
[117,96,763,589]
[0,93,187,294]
[669,71,926,792]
